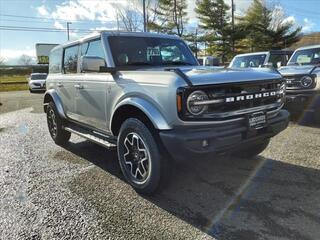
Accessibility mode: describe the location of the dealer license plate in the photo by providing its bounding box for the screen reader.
[248,111,266,129]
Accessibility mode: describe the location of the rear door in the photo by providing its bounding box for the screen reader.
[74,38,113,130]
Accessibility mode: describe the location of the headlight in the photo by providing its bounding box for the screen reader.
[187,90,209,115]
[300,76,313,88]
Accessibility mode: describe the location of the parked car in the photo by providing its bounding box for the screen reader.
[44,31,289,194]
[278,45,320,122]
[28,73,47,92]
[229,50,293,69]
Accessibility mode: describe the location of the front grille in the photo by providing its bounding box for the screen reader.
[180,79,285,121]
[284,74,316,90]
[284,75,303,89]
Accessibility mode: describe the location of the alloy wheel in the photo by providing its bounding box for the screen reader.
[123,132,151,184]
[47,107,57,138]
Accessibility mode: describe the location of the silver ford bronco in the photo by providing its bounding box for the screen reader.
[44,31,289,194]
[278,45,320,123]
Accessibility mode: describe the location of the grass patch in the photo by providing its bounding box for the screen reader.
[0,83,28,92]
[0,75,28,83]
[0,75,28,92]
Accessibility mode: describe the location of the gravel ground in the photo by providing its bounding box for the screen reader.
[0,91,320,240]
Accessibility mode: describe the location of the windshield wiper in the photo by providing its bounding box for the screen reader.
[164,61,194,66]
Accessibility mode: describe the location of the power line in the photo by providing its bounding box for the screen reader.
[0,13,104,23]
[0,18,103,26]
[0,25,93,33]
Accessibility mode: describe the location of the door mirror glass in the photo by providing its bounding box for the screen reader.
[80,56,106,72]
[277,61,282,68]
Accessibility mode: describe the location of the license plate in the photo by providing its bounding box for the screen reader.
[248,111,266,129]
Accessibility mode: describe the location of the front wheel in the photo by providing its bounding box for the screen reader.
[117,118,168,194]
[46,101,71,145]
[234,139,270,158]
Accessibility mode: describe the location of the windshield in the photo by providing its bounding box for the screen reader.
[268,53,291,68]
[230,54,266,68]
[31,74,47,80]
[288,48,320,65]
[108,36,198,69]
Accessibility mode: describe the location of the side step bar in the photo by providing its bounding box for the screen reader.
[64,126,117,148]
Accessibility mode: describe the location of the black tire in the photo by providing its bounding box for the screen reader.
[117,118,168,195]
[29,89,34,93]
[46,101,71,145]
[314,107,320,125]
[235,139,270,158]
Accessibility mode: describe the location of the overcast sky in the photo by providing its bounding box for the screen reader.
[0,0,319,64]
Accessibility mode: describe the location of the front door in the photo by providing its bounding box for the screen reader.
[74,39,111,131]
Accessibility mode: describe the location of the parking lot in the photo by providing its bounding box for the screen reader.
[1,91,320,240]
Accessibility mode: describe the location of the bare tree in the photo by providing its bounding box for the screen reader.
[19,54,33,65]
[0,56,5,65]
[115,1,143,32]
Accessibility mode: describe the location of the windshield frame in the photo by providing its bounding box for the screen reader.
[107,35,198,70]
[287,47,320,66]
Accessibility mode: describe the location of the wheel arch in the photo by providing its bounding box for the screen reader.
[110,98,171,136]
[43,89,66,119]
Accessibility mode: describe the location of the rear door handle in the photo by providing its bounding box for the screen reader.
[74,84,84,89]
[57,83,63,87]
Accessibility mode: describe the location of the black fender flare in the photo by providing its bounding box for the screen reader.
[43,89,66,119]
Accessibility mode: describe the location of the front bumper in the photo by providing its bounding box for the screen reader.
[285,90,320,112]
[29,81,46,91]
[159,110,289,162]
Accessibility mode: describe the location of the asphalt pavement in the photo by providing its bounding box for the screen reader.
[1,91,320,240]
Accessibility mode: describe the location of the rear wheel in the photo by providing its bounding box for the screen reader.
[235,139,270,158]
[46,101,71,145]
[117,118,168,194]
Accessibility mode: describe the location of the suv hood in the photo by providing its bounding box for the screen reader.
[278,65,316,76]
[181,67,282,85]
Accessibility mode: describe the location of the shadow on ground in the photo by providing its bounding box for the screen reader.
[63,140,320,240]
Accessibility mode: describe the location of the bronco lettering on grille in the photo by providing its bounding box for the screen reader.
[225,91,278,103]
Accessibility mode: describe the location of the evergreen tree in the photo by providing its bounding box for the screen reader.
[239,0,301,51]
[148,0,188,37]
[195,0,233,63]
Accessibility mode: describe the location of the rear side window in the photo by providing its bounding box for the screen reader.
[63,45,79,74]
[81,39,105,59]
[49,48,62,73]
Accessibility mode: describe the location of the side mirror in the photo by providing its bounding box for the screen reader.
[277,61,282,68]
[80,56,106,72]
[263,62,274,69]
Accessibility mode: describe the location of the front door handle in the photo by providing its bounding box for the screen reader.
[57,83,63,87]
[74,84,84,89]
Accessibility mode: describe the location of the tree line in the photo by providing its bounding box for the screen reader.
[146,0,301,63]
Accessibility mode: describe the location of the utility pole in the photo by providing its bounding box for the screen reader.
[143,0,147,32]
[231,0,235,54]
[67,22,72,41]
